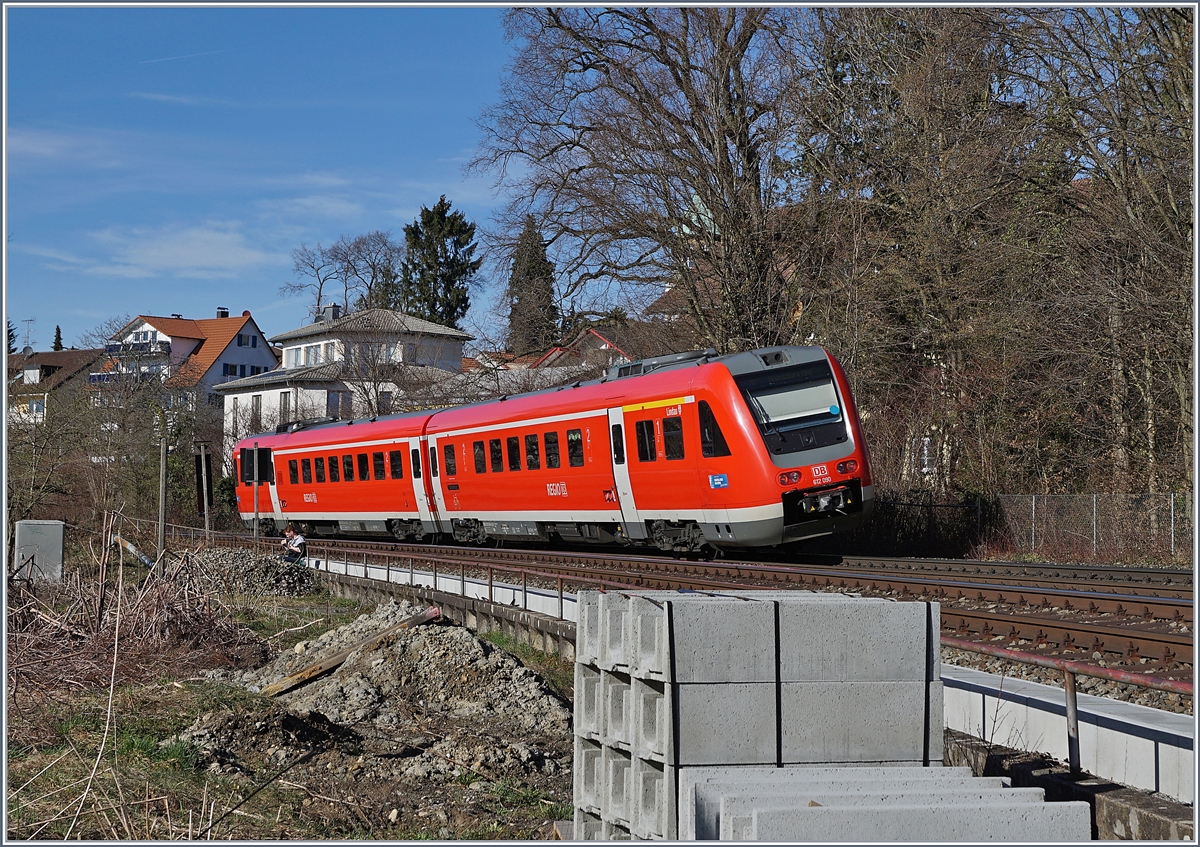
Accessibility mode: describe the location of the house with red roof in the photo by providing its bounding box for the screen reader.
[92,307,278,406]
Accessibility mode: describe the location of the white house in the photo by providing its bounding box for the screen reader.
[214,307,473,455]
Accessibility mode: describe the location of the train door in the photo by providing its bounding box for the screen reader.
[408,436,447,535]
[606,407,648,540]
[425,435,449,532]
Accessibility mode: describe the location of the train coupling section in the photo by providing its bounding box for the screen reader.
[782,481,862,525]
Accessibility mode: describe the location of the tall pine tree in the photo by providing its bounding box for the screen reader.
[397,196,481,330]
[52,325,64,351]
[505,216,559,355]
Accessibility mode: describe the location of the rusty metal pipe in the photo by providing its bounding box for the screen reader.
[940,635,1192,695]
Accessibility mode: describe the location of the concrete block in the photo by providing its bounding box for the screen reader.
[603,670,633,750]
[601,819,631,840]
[720,787,1046,841]
[573,736,604,813]
[777,599,937,682]
[667,596,778,683]
[629,594,670,680]
[575,663,602,740]
[678,765,976,840]
[573,807,602,840]
[630,756,677,840]
[780,681,942,764]
[600,592,634,672]
[631,676,669,761]
[675,682,778,765]
[602,745,634,825]
[747,800,1093,842]
[576,591,603,666]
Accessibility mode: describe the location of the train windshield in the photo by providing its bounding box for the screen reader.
[734,360,847,454]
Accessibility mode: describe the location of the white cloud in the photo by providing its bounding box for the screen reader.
[126,91,237,107]
[84,223,277,279]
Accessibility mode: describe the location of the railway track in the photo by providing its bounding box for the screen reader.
[194,530,1193,686]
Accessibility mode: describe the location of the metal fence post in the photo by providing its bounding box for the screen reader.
[1170,493,1176,558]
[1064,669,1081,774]
[409,557,414,586]
[1092,494,1097,556]
[1031,494,1036,551]
[522,570,528,610]
[558,577,564,620]
[460,562,466,597]
[488,567,493,603]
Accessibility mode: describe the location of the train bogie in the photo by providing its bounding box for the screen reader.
[233,345,873,552]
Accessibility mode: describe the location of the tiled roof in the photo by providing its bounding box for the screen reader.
[268,308,473,344]
[108,313,276,389]
[211,362,345,392]
[8,348,106,394]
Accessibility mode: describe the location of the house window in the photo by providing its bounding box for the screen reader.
[323,341,336,361]
[231,397,239,438]
[327,391,353,419]
[239,364,247,377]
[279,391,290,423]
[251,335,257,348]
[378,392,393,415]
[250,395,262,432]
[304,345,317,365]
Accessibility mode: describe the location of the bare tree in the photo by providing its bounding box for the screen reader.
[281,243,339,320]
[329,230,405,312]
[472,7,814,352]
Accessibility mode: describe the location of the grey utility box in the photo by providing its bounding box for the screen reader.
[13,520,65,582]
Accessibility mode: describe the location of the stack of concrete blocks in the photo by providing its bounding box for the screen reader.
[572,589,946,840]
[683,765,1091,841]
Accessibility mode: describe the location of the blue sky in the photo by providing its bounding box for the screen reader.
[4,6,515,350]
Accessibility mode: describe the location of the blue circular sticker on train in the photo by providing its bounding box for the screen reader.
[830,405,840,415]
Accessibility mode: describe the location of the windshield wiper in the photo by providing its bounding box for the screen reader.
[744,392,785,441]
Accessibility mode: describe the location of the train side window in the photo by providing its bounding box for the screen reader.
[507,436,521,471]
[663,417,685,460]
[635,419,656,462]
[389,450,404,479]
[288,459,299,485]
[443,443,457,476]
[490,439,503,472]
[544,431,560,468]
[567,428,584,467]
[611,424,625,464]
[301,458,312,484]
[525,434,540,470]
[315,457,326,483]
[357,453,370,481]
[343,454,355,481]
[373,451,386,480]
[428,446,439,477]
[699,400,732,457]
[328,455,340,482]
[411,448,422,478]
[473,440,486,473]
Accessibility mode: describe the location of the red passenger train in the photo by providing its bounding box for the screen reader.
[233,346,873,553]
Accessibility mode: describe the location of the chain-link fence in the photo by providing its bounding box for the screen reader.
[990,493,1193,565]
[805,492,1194,566]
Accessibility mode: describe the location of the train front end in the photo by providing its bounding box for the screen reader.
[724,346,873,544]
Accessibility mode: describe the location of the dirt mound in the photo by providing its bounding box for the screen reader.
[184,599,573,838]
[185,547,319,597]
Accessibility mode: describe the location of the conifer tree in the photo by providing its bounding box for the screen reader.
[52,325,63,351]
[505,216,559,355]
[397,196,482,330]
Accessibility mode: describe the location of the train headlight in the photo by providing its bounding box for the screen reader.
[778,470,801,486]
[836,460,858,474]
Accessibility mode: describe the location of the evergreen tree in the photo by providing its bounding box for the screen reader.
[505,216,559,354]
[397,196,481,330]
[6,319,16,354]
[52,325,64,351]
